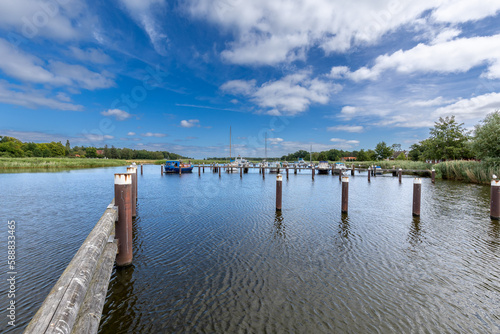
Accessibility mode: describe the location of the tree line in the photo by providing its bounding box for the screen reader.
[0,137,186,160]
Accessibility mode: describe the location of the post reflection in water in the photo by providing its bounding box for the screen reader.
[408,216,424,248]
[488,219,500,253]
[339,213,351,239]
[273,210,286,239]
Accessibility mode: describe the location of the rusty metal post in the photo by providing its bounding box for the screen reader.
[351,164,354,176]
[161,165,163,175]
[276,174,282,211]
[431,169,435,183]
[132,164,138,203]
[141,164,143,175]
[286,167,289,179]
[114,173,133,266]
[341,176,349,213]
[240,166,242,178]
[312,166,315,180]
[199,165,201,176]
[491,176,500,220]
[413,178,421,217]
[126,167,137,217]
[398,168,402,183]
[368,167,371,182]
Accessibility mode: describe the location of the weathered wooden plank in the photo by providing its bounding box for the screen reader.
[24,203,117,334]
[71,239,117,334]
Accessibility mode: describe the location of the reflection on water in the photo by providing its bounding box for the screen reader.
[1,167,500,333]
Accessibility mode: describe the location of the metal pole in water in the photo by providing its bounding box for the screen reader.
[412,178,421,217]
[341,176,349,213]
[286,167,289,179]
[276,174,282,211]
[161,165,163,175]
[491,176,500,220]
[312,166,315,181]
[199,165,201,176]
[431,169,436,183]
[141,164,143,175]
[294,166,297,174]
[203,164,205,173]
[219,164,221,178]
[240,166,242,178]
[114,173,133,266]
[132,163,138,204]
[263,166,265,179]
[351,164,354,176]
[126,167,137,217]
[398,168,402,183]
[368,167,371,182]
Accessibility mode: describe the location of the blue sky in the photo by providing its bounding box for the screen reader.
[1,0,500,158]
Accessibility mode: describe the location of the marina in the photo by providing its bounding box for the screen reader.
[2,166,499,333]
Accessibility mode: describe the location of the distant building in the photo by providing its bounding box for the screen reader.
[341,157,357,161]
[96,150,104,156]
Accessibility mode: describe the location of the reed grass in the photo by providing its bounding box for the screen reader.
[433,160,500,184]
[0,157,128,169]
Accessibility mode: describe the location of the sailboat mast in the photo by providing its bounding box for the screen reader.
[265,132,267,159]
[230,126,232,161]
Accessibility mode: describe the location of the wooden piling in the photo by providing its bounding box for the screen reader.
[398,168,402,183]
[141,164,143,175]
[126,167,137,217]
[263,166,265,179]
[431,169,435,183]
[203,164,205,173]
[240,166,242,178]
[368,167,371,182]
[276,174,282,211]
[312,166,315,180]
[286,167,289,179]
[294,166,297,174]
[199,165,201,176]
[351,164,354,176]
[341,176,349,213]
[161,165,163,175]
[219,165,221,177]
[412,178,421,217]
[115,173,133,266]
[491,176,500,220]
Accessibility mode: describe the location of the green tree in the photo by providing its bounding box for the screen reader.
[110,146,118,159]
[422,116,471,160]
[395,152,407,160]
[103,144,109,158]
[472,110,500,159]
[409,143,423,161]
[65,140,71,156]
[86,147,97,158]
[374,141,393,160]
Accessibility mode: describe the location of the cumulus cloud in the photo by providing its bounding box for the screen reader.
[327,125,364,133]
[180,119,201,128]
[127,132,136,136]
[221,71,338,116]
[329,138,360,149]
[346,34,500,81]
[187,0,500,65]
[101,109,132,121]
[434,92,500,120]
[141,132,167,137]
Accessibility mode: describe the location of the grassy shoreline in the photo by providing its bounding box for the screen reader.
[0,157,128,169]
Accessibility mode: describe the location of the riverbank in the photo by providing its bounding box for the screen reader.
[0,157,128,169]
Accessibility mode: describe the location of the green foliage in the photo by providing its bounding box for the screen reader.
[0,157,127,169]
[472,110,500,159]
[85,147,97,158]
[395,152,407,160]
[433,160,500,184]
[374,141,393,160]
[421,116,471,160]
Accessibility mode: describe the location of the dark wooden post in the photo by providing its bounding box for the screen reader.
[276,174,282,211]
[413,178,421,216]
[431,169,435,183]
[263,166,265,179]
[491,176,500,220]
[199,165,201,176]
[115,173,133,266]
[126,167,137,217]
[398,168,402,183]
[219,164,221,177]
[341,176,349,213]
[203,164,205,173]
[312,166,315,181]
[331,165,334,176]
[141,164,143,175]
[368,167,371,182]
[286,167,289,179]
[240,166,242,178]
[351,164,354,176]
[294,166,297,174]
[161,165,163,175]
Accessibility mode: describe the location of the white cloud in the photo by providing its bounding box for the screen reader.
[430,28,461,45]
[267,137,284,144]
[118,0,168,56]
[101,109,132,121]
[327,125,364,133]
[347,34,500,81]
[0,130,71,143]
[221,71,338,116]
[69,47,112,64]
[0,80,83,111]
[187,0,500,66]
[329,138,360,149]
[434,92,500,120]
[180,119,201,128]
[141,132,167,137]
[127,132,136,136]
[82,134,114,142]
[0,39,115,90]
[328,66,350,79]
[406,96,454,107]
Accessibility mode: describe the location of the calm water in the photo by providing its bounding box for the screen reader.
[1,166,499,333]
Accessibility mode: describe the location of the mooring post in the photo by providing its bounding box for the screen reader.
[351,164,355,176]
[412,178,421,217]
[199,165,201,176]
[491,176,500,220]
[295,166,297,174]
[132,163,138,204]
[368,167,371,182]
[276,174,282,211]
[286,167,289,179]
[240,166,242,178]
[219,165,221,177]
[203,164,205,173]
[259,164,262,174]
[263,166,265,179]
[312,166,315,180]
[126,167,137,217]
[331,165,334,176]
[398,168,402,183]
[114,173,133,266]
[161,165,163,175]
[141,164,143,175]
[341,176,349,213]
[431,169,436,183]
[179,162,182,175]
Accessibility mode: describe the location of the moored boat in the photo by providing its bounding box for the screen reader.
[164,160,193,173]
[333,162,347,174]
[317,161,330,174]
